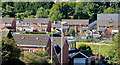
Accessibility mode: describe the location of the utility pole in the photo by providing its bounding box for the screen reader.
[61,22,63,65]
[51,32,53,63]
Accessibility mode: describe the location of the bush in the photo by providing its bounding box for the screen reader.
[24,31,46,34]
[77,44,92,52]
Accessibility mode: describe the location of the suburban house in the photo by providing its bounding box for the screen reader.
[52,21,61,34]
[0,29,13,38]
[97,14,119,36]
[0,18,16,31]
[69,49,95,65]
[13,34,69,65]
[20,18,51,32]
[62,19,89,36]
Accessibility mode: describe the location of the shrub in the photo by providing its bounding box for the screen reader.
[24,31,46,34]
[77,44,92,52]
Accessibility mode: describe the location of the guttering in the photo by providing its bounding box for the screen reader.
[17,44,46,47]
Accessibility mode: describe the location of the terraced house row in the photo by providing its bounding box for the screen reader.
[0,14,120,36]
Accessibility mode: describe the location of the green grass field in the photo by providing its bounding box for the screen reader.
[76,42,112,57]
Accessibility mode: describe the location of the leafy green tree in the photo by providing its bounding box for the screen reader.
[23,10,33,17]
[68,28,75,37]
[77,44,92,52]
[48,10,62,23]
[20,50,52,65]
[3,15,10,18]
[36,7,45,18]
[103,7,118,14]
[2,37,25,65]
[108,34,120,64]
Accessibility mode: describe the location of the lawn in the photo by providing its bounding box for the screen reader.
[76,42,112,57]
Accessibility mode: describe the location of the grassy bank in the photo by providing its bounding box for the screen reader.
[76,42,112,57]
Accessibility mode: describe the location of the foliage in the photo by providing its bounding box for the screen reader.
[2,2,119,21]
[20,50,51,65]
[23,31,46,34]
[68,28,75,37]
[77,43,92,52]
[103,7,118,14]
[48,10,62,23]
[108,34,120,64]
[36,7,49,18]
[49,30,57,35]
[2,37,25,65]
[3,15,10,18]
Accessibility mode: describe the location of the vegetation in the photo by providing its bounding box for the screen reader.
[108,34,120,64]
[77,43,92,52]
[68,28,75,37]
[2,2,119,22]
[23,31,46,34]
[2,37,25,65]
[20,50,52,65]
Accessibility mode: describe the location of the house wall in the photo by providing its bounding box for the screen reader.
[99,25,118,36]
[64,24,88,36]
[19,46,45,52]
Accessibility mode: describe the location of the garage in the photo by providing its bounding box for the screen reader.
[74,58,86,65]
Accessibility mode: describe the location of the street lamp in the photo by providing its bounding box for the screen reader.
[61,21,68,65]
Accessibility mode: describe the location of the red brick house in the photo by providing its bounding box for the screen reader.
[0,18,16,31]
[62,19,89,36]
[22,18,51,32]
[13,34,69,64]
[97,14,119,36]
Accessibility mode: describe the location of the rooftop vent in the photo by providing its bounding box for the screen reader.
[22,37,25,40]
[109,19,113,23]
[36,37,39,39]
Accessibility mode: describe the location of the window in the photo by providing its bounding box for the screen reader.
[79,25,81,27]
[24,23,27,25]
[22,49,34,52]
[1,23,5,25]
[30,23,33,26]
[37,23,40,26]
[114,26,118,28]
[83,25,86,27]
[42,23,46,25]
[69,24,73,27]
[37,29,40,31]
[100,26,104,28]
[107,26,110,28]
[63,24,67,26]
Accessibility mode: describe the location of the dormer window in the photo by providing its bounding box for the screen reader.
[107,26,110,28]
[109,19,113,23]
[22,37,25,40]
[36,37,39,39]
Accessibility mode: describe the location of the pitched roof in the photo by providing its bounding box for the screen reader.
[13,34,49,46]
[52,21,61,28]
[0,30,9,37]
[53,37,66,47]
[80,50,95,57]
[97,14,120,26]
[22,18,50,23]
[62,19,89,25]
[2,18,14,23]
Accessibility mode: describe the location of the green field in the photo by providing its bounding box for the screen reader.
[76,42,112,57]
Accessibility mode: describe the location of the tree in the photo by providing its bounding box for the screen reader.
[48,10,62,23]
[20,50,52,65]
[68,28,75,37]
[23,10,32,17]
[2,37,25,65]
[108,34,120,64]
[103,7,118,14]
[77,44,92,52]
